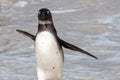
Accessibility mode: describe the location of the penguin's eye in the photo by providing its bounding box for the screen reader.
[47,11,50,14]
[38,11,41,15]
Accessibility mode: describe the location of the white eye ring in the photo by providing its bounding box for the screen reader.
[38,11,41,14]
[47,11,50,14]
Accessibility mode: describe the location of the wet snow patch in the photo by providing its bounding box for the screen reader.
[14,1,28,7]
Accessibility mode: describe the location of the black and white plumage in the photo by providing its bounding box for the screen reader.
[16,8,98,80]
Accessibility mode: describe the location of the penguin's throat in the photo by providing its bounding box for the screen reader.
[38,21,55,33]
[39,20,52,25]
[38,24,50,32]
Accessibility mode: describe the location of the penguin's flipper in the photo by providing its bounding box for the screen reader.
[16,29,35,41]
[60,39,98,59]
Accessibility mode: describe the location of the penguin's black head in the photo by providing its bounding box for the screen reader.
[37,8,56,33]
[38,8,52,21]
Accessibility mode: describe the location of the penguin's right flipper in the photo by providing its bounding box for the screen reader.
[60,39,98,59]
[16,29,35,41]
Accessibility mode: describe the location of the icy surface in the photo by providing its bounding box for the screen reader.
[14,1,28,7]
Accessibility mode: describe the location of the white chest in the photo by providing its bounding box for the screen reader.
[35,31,64,80]
[36,31,58,52]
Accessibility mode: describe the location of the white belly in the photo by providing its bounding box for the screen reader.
[35,31,64,80]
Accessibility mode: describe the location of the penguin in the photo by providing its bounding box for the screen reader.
[16,8,98,80]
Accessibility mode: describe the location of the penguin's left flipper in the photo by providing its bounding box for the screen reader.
[60,39,98,59]
[16,29,36,41]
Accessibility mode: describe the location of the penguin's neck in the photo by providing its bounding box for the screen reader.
[37,23,57,37]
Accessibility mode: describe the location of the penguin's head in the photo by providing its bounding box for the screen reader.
[37,8,56,33]
[38,8,52,22]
